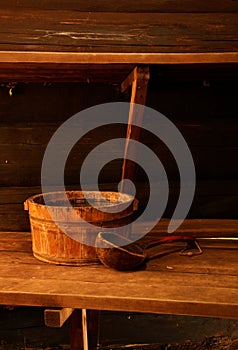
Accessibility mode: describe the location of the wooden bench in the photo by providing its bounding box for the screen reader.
[0,219,238,349]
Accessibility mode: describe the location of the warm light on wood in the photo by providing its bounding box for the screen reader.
[0,51,238,64]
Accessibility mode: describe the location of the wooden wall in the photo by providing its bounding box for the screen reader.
[0,82,121,231]
[0,64,238,231]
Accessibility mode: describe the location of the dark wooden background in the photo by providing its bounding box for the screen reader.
[0,64,238,232]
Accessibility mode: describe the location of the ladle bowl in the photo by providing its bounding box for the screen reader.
[96,232,197,271]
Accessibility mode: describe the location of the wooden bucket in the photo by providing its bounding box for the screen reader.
[24,191,137,266]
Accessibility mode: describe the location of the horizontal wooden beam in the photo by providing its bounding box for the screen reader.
[0,52,238,65]
[3,0,238,13]
[0,63,134,83]
[44,307,74,327]
[1,219,238,240]
[0,11,237,54]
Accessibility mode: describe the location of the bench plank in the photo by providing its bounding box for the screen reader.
[0,276,237,319]
[0,228,237,319]
[0,10,237,53]
[1,249,238,280]
[3,0,238,13]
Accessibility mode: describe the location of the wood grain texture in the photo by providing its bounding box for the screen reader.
[44,307,74,328]
[69,309,99,350]
[24,191,135,266]
[1,120,238,147]
[70,309,83,350]
[0,63,135,83]
[1,179,238,232]
[0,9,237,53]
[0,83,117,124]
[121,66,149,193]
[0,230,237,319]
[82,309,88,350]
[2,0,238,13]
[0,53,237,70]
[87,310,100,350]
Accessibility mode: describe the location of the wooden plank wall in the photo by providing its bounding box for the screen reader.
[0,64,237,231]
[0,1,237,54]
[0,82,121,231]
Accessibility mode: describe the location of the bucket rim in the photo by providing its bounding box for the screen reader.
[24,190,136,210]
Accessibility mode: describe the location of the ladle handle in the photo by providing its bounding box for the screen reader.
[145,235,195,250]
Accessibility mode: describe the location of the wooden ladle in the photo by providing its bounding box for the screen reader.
[96,232,201,271]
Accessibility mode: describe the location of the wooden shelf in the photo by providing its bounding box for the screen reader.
[0,4,237,81]
[0,8,237,53]
[1,52,238,64]
[0,52,237,82]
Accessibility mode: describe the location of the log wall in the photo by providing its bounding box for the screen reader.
[0,64,237,231]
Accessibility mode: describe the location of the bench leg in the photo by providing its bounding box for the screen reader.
[70,309,100,350]
[88,309,100,349]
